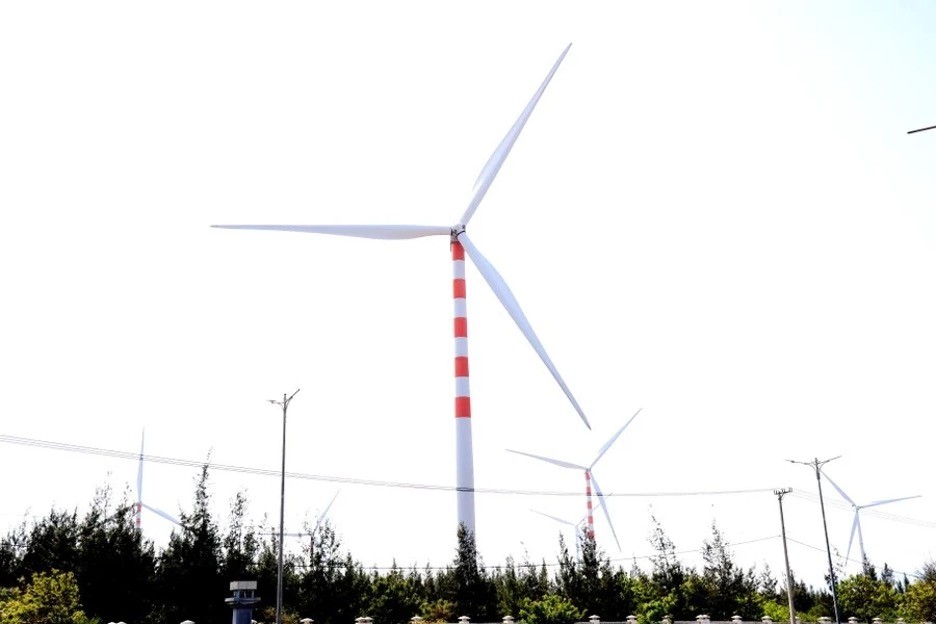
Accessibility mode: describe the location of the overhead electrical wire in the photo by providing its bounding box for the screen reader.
[0,433,775,499]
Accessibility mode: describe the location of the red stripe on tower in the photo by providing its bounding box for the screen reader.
[453,241,471,419]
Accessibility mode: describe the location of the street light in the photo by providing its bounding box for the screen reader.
[270,389,300,624]
[788,456,842,624]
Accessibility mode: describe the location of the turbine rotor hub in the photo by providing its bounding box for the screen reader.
[450,224,466,242]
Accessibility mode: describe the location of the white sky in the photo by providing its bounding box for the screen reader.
[2,1,935,591]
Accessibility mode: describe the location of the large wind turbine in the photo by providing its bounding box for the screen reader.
[135,430,181,529]
[507,408,642,551]
[213,44,591,536]
[820,468,921,570]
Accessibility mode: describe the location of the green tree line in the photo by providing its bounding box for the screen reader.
[1,466,934,624]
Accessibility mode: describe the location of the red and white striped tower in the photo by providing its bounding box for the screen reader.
[584,470,595,542]
[452,237,476,534]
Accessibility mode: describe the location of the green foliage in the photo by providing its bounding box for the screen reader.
[155,463,225,624]
[76,485,156,624]
[902,561,936,621]
[496,557,550,618]
[297,521,367,624]
[21,511,80,579]
[448,524,497,620]
[366,567,422,624]
[4,470,898,624]
[0,522,26,588]
[420,598,456,622]
[0,570,97,624]
[837,570,901,622]
[759,597,793,623]
[518,593,584,624]
[222,490,260,580]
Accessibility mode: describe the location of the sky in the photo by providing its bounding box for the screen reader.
[2,0,936,594]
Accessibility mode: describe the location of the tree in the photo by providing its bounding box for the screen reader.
[449,524,497,620]
[494,557,550,618]
[20,510,79,578]
[222,490,259,581]
[297,521,366,624]
[519,593,584,624]
[902,561,936,622]
[837,570,900,623]
[75,485,156,624]
[0,570,96,624]
[365,565,422,624]
[697,522,759,619]
[0,522,27,588]
[155,464,224,624]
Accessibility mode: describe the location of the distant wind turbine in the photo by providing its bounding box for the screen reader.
[507,408,643,551]
[135,430,181,528]
[530,508,588,560]
[213,44,591,537]
[820,468,921,569]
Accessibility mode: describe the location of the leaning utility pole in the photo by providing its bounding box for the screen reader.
[774,487,796,624]
[788,456,842,624]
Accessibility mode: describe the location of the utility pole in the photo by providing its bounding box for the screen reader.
[270,389,300,624]
[788,456,841,624]
[774,487,796,624]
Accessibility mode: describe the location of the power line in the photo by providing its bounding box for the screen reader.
[0,433,775,499]
[789,490,936,528]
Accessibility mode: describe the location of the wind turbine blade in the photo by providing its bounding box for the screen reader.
[141,502,181,526]
[846,512,859,565]
[590,408,642,469]
[820,469,856,507]
[862,494,921,508]
[211,224,450,240]
[506,449,585,471]
[460,43,572,226]
[530,509,577,527]
[313,491,340,534]
[590,474,621,552]
[459,231,591,429]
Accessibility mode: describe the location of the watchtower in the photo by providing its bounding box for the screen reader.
[225,581,260,624]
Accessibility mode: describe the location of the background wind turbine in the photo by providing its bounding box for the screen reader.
[274,490,340,542]
[530,508,588,560]
[213,44,590,537]
[135,430,181,529]
[507,408,643,551]
[820,468,921,570]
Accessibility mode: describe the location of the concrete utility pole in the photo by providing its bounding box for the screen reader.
[788,456,842,624]
[270,389,300,624]
[774,488,796,624]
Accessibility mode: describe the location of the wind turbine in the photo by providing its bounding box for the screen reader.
[820,468,921,570]
[530,508,588,560]
[135,430,181,529]
[507,408,642,551]
[213,44,591,536]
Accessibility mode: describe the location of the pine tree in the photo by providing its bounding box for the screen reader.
[155,463,224,624]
